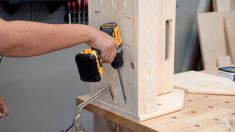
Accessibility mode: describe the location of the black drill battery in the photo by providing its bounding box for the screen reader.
[75,49,103,82]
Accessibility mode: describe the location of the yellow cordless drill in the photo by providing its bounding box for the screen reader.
[75,22,127,103]
[75,22,123,82]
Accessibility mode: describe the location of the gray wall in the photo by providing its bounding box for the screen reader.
[175,0,201,73]
[0,46,93,132]
[0,1,203,132]
[0,3,93,132]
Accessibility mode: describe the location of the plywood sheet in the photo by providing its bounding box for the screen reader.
[213,0,235,12]
[216,55,232,67]
[174,71,235,95]
[225,16,235,64]
[198,12,228,70]
[198,11,235,70]
[231,0,235,9]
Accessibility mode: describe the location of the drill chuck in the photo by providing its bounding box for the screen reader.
[111,48,123,69]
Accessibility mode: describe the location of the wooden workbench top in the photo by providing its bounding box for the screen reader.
[77,93,235,132]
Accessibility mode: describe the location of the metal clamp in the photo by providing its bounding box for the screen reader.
[66,84,113,132]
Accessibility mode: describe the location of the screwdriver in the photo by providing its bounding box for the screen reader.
[72,0,76,24]
[77,0,81,23]
[67,0,71,24]
[83,0,88,24]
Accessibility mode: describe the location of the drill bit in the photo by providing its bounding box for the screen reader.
[117,69,127,104]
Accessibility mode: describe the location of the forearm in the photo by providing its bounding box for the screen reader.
[0,20,94,57]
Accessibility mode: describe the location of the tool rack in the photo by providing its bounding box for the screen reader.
[0,0,88,24]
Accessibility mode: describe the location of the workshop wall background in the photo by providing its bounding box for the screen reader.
[175,0,203,73]
[0,3,93,132]
[0,0,202,132]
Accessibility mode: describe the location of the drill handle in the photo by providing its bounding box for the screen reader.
[91,47,123,69]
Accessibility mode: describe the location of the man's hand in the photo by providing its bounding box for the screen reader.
[0,96,8,118]
[87,27,116,63]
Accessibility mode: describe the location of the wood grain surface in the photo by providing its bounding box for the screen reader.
[225,16,235,64]
[174,71,235,95]
[88,0,178,121]
[77,93,235,132]
[213,0,235,12]
[198,11,235,70]
[198,12,228,70]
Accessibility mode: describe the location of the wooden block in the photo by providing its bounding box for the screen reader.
[88,0,184,121]
[174,71,235,95]
[217,55,232,67]
[224,16,235,64]
[213,0,235,12]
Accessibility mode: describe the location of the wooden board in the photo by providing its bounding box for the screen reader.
[216,55,232,67]
[77,93,235,132]
[94,115,133,132]
[92,89,185,121]
[174,71,235,95]
[232,0,235,9]
[88,0,181,121]
[213,0,235,12]
[198,11,235,70]
[198,12,228,70]
[225,16,235,64]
